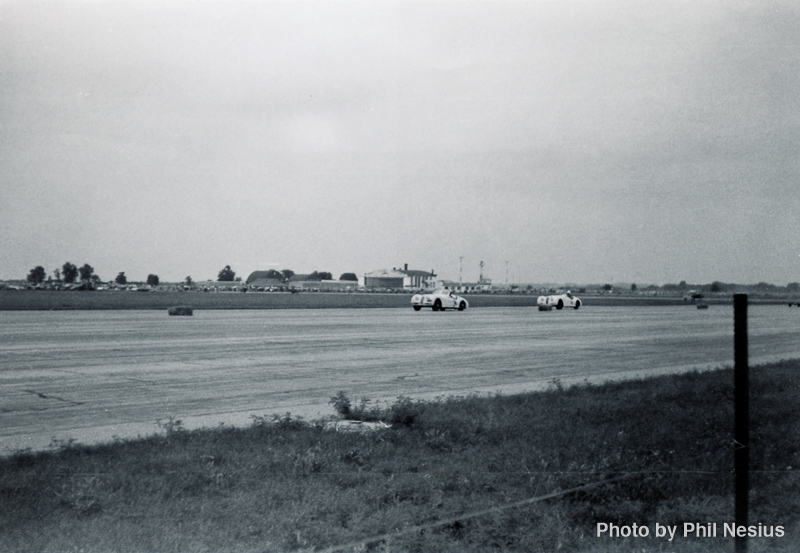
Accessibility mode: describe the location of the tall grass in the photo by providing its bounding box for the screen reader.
[1,361,798,552]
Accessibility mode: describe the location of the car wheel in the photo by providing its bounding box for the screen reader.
[433,300,441,311]
[458,301,466,311]
[556,300,563,310]
[574,301,581,310]
[413,306,421,311]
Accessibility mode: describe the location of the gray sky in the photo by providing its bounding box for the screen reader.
[2,0,798,285]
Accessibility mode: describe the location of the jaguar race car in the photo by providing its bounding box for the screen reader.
[411,289,469,311]
[537,290,581,311]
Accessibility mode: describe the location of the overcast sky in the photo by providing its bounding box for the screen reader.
[2,0,798,285]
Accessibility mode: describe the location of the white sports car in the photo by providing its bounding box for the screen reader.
[537,291,581,310]
[411,289,469,311]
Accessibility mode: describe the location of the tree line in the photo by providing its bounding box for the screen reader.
[26,263,160,288]
[218,266,358,284]
[25,263,358,288]
[27,262,97,285]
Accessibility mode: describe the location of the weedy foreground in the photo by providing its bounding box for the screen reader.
[1,361,798,552]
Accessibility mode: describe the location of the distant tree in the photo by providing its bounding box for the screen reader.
[312,271,332,281]
[788,282,800,291]
[78,264,95,282]
[710,281,724,293]
[27,266,46,284]
[217,265,236,281]
[62,262,78,283]
[184,276,194,288]
[281,269,295,282]
[53,268,61,280]
[339,273,358,282]
[90,274,102,284]
[116,272,127,285]
[603,283,613,291]
[147,274,160,287]
[307,271,333,281]
[630,283,637,291]
[679,280,688,289]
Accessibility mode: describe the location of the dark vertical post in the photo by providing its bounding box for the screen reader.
[733,294,749,553]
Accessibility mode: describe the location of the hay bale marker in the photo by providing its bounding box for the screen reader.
[168,306,194,316]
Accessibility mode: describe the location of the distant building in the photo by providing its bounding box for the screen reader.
[362,269,406,289]
[399,264,437,289]
[436,279,492,293]
[362,264,437,289]
[245,271,283,285]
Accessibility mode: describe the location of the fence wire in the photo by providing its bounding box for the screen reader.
[308,473,635,553]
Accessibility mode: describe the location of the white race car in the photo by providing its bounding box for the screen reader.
[537,291,581,310]
[411,289,469,311]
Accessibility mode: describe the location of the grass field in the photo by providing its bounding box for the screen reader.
[0,289,765,311]
[1,360,798,552]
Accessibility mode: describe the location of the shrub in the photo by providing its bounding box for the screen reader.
[388,395,419,426]
[330,392,420,427]
[329,391,352,417]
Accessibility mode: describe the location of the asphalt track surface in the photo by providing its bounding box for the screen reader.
[1,305,798,454]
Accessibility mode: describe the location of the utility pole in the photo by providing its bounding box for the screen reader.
[479,260,484,284]
[459,256,463,286]
[505,261,509,286]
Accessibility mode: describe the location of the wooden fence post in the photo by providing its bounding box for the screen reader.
[733,294,749,553]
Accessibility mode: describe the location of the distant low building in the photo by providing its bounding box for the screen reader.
[436,280,492,293]
[399,264,437,289]
[362,269,406,289]
[245,271,284,285]
[362,264,437,289]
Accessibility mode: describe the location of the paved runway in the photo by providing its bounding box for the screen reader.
[1,305,798,454]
